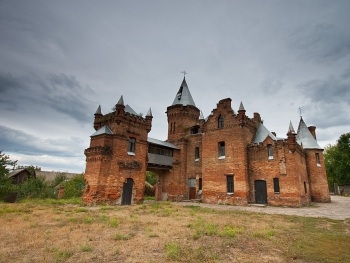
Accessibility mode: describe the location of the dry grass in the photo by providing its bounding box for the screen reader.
[0,200,349,263]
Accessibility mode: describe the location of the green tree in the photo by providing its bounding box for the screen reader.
[146,171,157,186]
[62,174,85,198]
[18,176,55,199]
[0,151,18,200]
[324,132,350,186]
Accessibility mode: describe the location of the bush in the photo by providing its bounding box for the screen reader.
[61,174,85,198]
[18,176,56,199]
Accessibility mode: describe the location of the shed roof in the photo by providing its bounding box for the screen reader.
[148,137,179,149]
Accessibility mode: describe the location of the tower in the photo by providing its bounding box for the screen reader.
[166,77,200,142]
[82,96,152,205]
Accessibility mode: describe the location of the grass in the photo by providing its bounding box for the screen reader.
[0,200,349,262]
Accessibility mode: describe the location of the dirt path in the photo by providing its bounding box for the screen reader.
[176,195,350,220]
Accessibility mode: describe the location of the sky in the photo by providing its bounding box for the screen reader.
[1,0,350,173]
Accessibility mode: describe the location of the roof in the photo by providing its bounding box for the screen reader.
[148,137,179,149]
[253,122,277,143]
[296,118,322,149]
[171,77,196,107]
[125,104,138,115]
[91,125,113,137]
[7,168,31,178]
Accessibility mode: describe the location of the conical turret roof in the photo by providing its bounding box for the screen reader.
[171,77,196,107]
[296,118,322,149]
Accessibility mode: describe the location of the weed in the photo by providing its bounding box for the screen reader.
[112,233,130,240]
[165,242,181,260]
[109,217,120,228]
[219,225,244,238]
[55,250,73,262]
[80,244,93,252]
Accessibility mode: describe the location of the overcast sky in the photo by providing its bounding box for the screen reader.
[1,0,350,173]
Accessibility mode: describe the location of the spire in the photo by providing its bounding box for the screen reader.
[95,105,102,115]
[117,95,124,106]
[288,121,296,134]
[199,110,205,120]
[239,101,245,111]
[146,107,153,117]
[171,78,196,107]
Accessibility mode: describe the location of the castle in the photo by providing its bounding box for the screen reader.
[82,77,331,206]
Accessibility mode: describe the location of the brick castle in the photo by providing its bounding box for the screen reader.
[82,77,331,206]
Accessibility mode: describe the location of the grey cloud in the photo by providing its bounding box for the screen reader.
[299,73,350,105]
[287,23,350,63]
[0,125,85,157]
[0,72,95,122]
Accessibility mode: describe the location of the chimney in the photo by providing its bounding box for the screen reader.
[308,126,316,140]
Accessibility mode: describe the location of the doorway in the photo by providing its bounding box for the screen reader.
[121,178,134,205]
[254,180,267,204]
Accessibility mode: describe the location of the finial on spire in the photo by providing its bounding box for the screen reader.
[298,106,303,118]
[181,70,188,78]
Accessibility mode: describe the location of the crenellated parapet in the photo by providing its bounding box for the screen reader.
[84,146,112,156]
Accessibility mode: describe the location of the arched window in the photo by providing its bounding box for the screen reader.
[218,115,224,129]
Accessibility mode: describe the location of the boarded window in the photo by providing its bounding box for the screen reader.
[227,175,234,193]
[273,178,280,193]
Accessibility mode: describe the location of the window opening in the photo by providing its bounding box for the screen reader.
[226,175,234,193]
[218,141,225,158]
[268,144,274,160]
[128,138,136,154]
[195,147,200,161]
[218,115,224,129]
[273,178,280,193]
[315,153,321,166]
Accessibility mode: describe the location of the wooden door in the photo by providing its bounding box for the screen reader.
[121,178,133,205]
[254,180,267,204]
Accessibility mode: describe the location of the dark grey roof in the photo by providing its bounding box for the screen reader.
[253,122,277,143]
[148,137,179,149]
[91,125,113,137]
[171,77,196,107]
[296,118,322,149]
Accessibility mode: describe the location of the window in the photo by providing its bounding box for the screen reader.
[273,178,280,193]
[191,125,200,134]
[218,115,224,129]
[218,141,225,158]
[198,178,202,190]
[226,175,234,193]
[304,181,307,194]
[195,147,200,161]
[128,138,136,154]
[315,153,321,166]
[268,145,274,159]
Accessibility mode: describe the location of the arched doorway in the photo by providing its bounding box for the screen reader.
[121,178,134,205]
[254,180,267,204]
